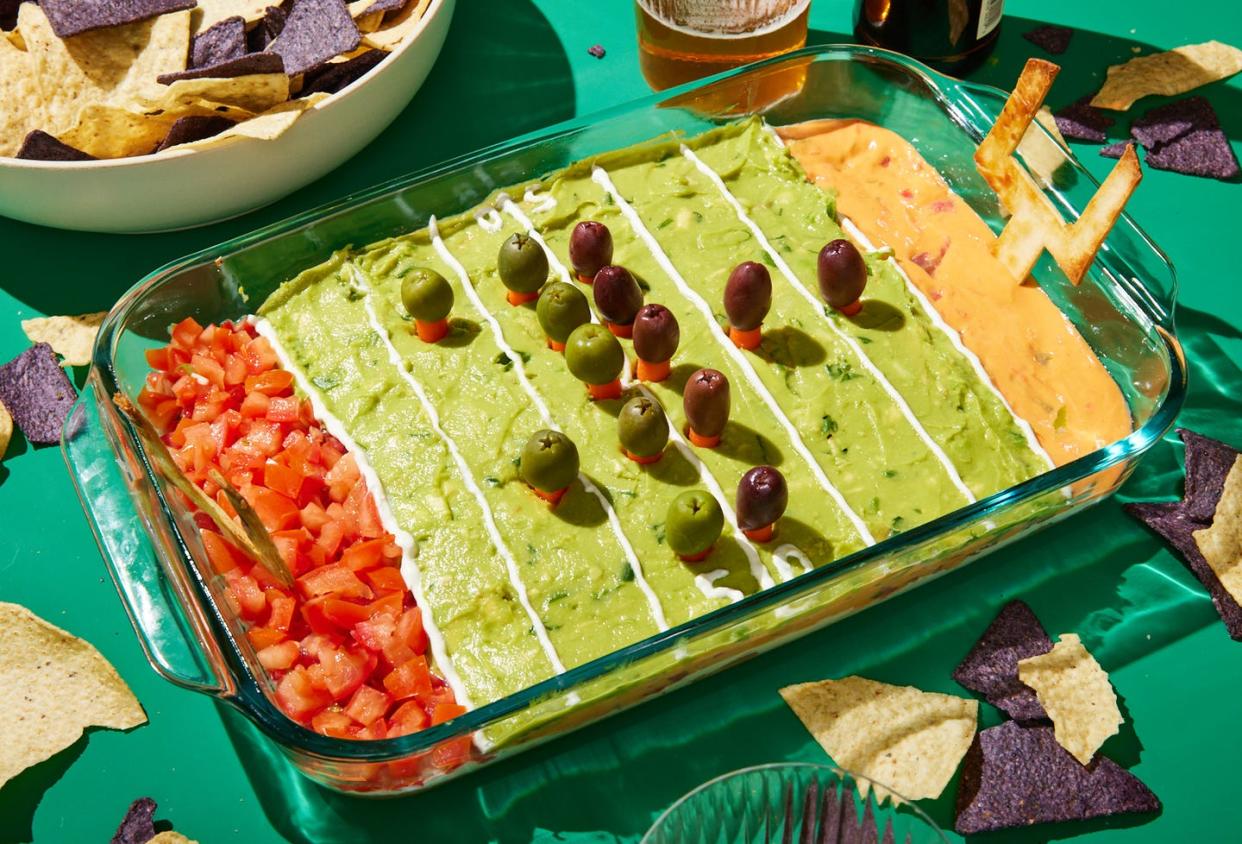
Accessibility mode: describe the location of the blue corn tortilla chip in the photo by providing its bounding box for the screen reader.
[111,797,157,844]
[157,51,284,83]
[16,130,97,161]
[1054,96,1115,143]
[955,721,1160,834]
[952,600,1051,721]
[1100,141,1129,159]
[1131,97,1240,180]
[297,49,384,96]
[0,344,77,445]
[1022,24,1073,56]
[1180,428,1240,521]
[266,0,360,76]
[156,115,235,150]
[190,16,247,68]
[40,0,196,38]
[1126,500,1242,641]
[247,5,286,52]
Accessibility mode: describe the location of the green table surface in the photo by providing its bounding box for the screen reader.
[2,1,1241,841]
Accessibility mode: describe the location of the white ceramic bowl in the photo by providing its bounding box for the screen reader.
[0,0,455,233]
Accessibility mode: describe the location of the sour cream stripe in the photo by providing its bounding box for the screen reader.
[501,197,780,593]
[343,273,569,676]
[428,217,670,632]
[839,218,1056,471]
[680,145,978,505]
[253,318,478,707]
[592,165,877,548]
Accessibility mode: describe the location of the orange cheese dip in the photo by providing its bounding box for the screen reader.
[778,119,1131,466]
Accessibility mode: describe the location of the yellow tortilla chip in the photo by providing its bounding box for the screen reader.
[193,0,273,32]
[147,73,290,115]
[362,0,432,51]
[1018,633,1122,765]
[0,401,12,460]
[780,676,977,802]
[1194,455,1242,607]
[975,59,1142,285]
[1,4,190,156]
[354,10,385,33]
[21,312,108,368]
[0,602,146,788]
[1017,106,1070,187]
[178,93,330,150]
[149,834,198,844]
[56,105,180,158]
[1092,41,1242,111]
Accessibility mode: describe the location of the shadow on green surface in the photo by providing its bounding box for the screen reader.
[0,0,575,320]
[0,736,86,844]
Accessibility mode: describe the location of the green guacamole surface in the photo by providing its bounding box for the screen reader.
[258,119,1048,711]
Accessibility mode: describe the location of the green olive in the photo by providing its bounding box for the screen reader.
[401,268,453,322]
[520,429,579,493]
[536,281,591,343]
[618,395,669,458]
[667,490,724,559]
[565,323,624,386]
[497,233,549,294]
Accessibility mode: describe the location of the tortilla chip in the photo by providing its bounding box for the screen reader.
[56,105,180,158]
[0,5,191,156]
[150,72,290,112]
[1054,96,1115,143]
[267,0,360,76]
[975,59,1142,285]
[361,0,430,51]
[1092,41,1242,111]
[1017,633,1121,765]
[149,834,198,844]
[780,676,977,802]
[0,400,12,459]
[193,0,273,32]
[40,0,196,38]
[1181,428,1241,521]
[160,50,285,83]
[177,92,329,149]
[299,49,384,96]
[16,129,97,161]
[1022,24,1073,56]
[952,600,1052,721]
[1193,456,1242,605]
[21,312,107,367]
[1132,97,1240,180]
[0,602,146,788]
[156,114,235,150]
[0,343,76,444]
[188,15,247,68]
[955,721,1160,834]
[112,797,157,844]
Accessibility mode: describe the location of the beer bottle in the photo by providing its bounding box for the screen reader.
[853,0,1004,74]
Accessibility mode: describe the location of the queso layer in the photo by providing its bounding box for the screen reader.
[257,119,1115,710]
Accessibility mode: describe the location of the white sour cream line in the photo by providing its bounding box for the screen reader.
[349,273,569,677]
[681,145,978,506]
[593,165,877,548]
[773,544,812,582]
[474,206,503,233]
[694,569,746,603]
[839,217,1057,472]
[498,197,780,594]
[253,318,477,708]
[429,217,670,633]
[523,187,557,215]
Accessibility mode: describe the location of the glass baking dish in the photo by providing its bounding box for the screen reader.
[64,45,1185,796]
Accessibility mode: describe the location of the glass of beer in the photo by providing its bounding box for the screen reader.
[635,0,812,91]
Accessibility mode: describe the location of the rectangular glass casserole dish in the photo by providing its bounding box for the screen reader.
[65,45,1185,796]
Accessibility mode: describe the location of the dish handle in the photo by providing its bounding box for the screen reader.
[62,384,228,696]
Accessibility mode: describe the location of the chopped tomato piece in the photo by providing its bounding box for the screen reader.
[200,529,242,574]
[363,566,407,596]
[257,639,300,670]
[344,685,391,727]
[250,487,300,531]
[245,368,294,396]
[298,563,373,601]
[317,645,373,699]
[275,667,333,720]
[145,347,170,371]
[267,593,296,632]
[225,572,266,619]
[430,700,467,726]
[387,700,431,737]
[266,395,301,423]
[311,708,355,738]
[395,608,429,656]
[383,655,432,701]
[170,316,204,349]
[367,592,404,621]
[247,625,286,650]
[341,537,387,573]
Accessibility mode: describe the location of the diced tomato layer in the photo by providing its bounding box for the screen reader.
[143,319,466,770]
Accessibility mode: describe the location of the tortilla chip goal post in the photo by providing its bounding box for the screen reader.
[974,59,1143,285]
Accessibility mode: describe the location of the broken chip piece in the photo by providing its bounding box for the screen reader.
[111,797,157,844]
[1053,96,1115,143]
[780,676,977,803]
[40,0,196,38]
[0,602,146,789]
[952,599,1052,721]
[1099,140,1129,159]
[157,51,285,83]
[1131,97,1240,180]
[1181,428,1241,522]
[1091,40,1242,111]
[955,720,1160,834]
[0,343,77,444]
[21,311,108,367]
[1022,24,1073,56]
[266,0,361,76]
[1017,633,1122,765]
[16,130,97,162]
[1192,455,1242,612]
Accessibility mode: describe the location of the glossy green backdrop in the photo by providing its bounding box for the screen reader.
[2,1,1240,842]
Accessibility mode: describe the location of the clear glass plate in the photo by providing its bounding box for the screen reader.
[64,44,1184,795]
